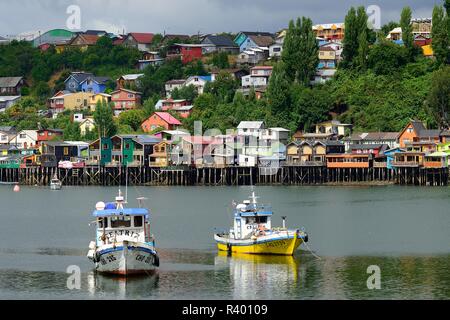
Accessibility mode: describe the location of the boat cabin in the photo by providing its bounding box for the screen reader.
[92,194,152,246]
[231,193,273,239]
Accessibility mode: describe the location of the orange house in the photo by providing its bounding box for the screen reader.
[110,88,142,115]
[141,112,182,133]
[398,120,441,148]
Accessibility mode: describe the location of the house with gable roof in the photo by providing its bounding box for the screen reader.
[141,112,182,133]
[123,32,154,52]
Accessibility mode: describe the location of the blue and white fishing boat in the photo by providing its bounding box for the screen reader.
[87,190,159,275]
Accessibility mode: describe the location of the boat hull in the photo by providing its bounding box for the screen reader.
[90,241,159,275]
[215,232,303,256]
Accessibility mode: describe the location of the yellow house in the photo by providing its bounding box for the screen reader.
[89,93,111,111]
[422,45,433,58]
[50,92,94,112]
[315,120,352,137]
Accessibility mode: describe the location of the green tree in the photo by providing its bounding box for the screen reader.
[342,7,359,68]
[281,17,318,85]
[427,66,450,128]
[432,5,449,66]
[117,109,147,132]
[211,51,230,69]
[93,100,117,137]
[266,62,291,114]
[400,7,414,56]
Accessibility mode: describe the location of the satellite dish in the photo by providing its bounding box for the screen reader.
[95,201,106,211]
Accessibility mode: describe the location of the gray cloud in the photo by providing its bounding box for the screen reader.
[0,0,439,37]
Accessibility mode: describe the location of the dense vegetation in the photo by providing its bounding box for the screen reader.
[0,1,449,140]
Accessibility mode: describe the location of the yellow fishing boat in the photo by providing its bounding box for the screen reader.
[214,192,308,256]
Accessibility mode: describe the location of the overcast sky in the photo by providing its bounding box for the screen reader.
[0,0,440,37]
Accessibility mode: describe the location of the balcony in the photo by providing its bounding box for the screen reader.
[391,161,421,167]
[373,162,387,168]
[284,161,325,167]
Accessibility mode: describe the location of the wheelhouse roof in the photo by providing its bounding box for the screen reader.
[93,208,149,217]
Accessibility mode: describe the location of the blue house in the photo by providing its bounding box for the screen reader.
[64,72,94,92]
[80,76,110,94]
[384,147,405,170]
[234,31,274,52]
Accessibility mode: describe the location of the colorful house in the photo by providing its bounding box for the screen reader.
[141,112,181,132]
[175,44,205,64]
[64,72,94,92]
[68,34,99,51]
[80,76,110,94]
[9,130,38,150]
[149,141,172,167]
[37,128,63,146]
[398,120,440,149]
[234,32,275,52]
[313,23,345,41]
[123,33,154,52]
[116,74,144,90]
[89,93,111,111]
[110,88,142,115]
[49,91,93,113]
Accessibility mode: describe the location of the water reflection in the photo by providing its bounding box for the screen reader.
[87,272,159,299]
[214,252,304,300]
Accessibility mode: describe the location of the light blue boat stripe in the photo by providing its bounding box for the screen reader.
[98,246,157,256]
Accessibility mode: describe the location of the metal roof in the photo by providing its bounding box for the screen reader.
[0,77,23,88]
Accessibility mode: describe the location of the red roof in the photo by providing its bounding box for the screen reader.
[154,112,182,125]
[129,33,154,44]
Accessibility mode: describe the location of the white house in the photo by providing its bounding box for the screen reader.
[79,117,96,136]
[165,79,186,98]
[9,130,38,149]
[184,76,211,95]
[0,96,21,112]
[241,66,273,88]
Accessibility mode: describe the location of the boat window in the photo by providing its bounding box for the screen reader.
[110,215,132,228]
[98,217,108,229]
[134,216,143,227]
[256,216,268,224]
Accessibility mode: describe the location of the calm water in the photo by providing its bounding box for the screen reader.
[0,185,449,299]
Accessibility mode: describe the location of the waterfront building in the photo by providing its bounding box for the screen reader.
[326,154,371,168]
[397,120,440,148]
[392,151,425,168]
[36,128,63,146]
[149,141,173,167]
[9,130,38,149]
[344,132,399,151]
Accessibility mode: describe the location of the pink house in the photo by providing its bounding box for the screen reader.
[141,112,182,132]
[111,88,142,115]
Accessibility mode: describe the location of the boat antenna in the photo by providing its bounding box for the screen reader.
[125,162,128,204]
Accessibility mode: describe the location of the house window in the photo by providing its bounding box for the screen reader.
[407,128,413,133]
[103,144,109,150]
[19,133,26,139]
[64,147,69,155]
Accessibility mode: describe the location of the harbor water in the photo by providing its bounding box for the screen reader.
[0,185,449,299]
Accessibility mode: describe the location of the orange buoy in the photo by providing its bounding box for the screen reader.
[13,185,20,192]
